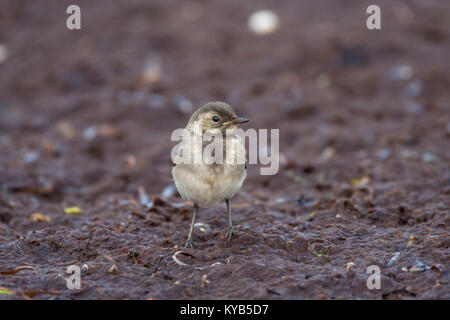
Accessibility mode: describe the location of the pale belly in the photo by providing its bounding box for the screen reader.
[172,164,246,208]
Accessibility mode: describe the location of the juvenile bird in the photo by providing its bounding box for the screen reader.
[172,101,249,248]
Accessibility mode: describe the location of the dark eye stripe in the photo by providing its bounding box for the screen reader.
[212,116,220,122]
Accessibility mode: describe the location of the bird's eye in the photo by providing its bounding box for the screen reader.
[212,116,220,122]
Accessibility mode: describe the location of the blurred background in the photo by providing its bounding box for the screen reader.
[0,0,449,299]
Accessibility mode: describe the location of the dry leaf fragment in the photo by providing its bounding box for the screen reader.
[139,54,161,85]
[172,251,194,267]
[107,264,118,273]
[201,274,210,288]
[125,155,137,170]
[320,147,335,160]
[41,139,57,155]
[29,213,51,222]
[0,287,15,295]
[97,251,115,263]
[23,289,60,298]
[233,202,251,208]
[64,207,83,215]
[351,176,370,187]
[406,235,415,249]
[307,212,316,221]
[310,249,329,258]
[98,124,123,139]
[55,121,77,140]
[345,262,355,270]
[137,186,152,209]
[0,265,36,275]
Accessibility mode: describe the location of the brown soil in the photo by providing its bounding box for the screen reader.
[0,0,449,299]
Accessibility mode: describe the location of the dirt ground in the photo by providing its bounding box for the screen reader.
[0,0,449,300]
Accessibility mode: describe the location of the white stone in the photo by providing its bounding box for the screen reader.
[248,10,280,35]
[0,44,8,63]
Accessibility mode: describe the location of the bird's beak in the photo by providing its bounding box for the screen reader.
[223,117,249,126]
[233,117,250,124]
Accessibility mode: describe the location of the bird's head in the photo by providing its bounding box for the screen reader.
[187,101,249,133]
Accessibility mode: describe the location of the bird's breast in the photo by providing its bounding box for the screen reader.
[172,135,247,207]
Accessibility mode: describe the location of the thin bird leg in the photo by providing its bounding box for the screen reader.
[225,199,233,245]
[185,204,198,248]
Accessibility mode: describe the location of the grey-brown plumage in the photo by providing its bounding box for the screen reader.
[172,101,249,248]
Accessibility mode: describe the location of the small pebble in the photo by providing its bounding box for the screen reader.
[297,196,317,207]
[405,80,422,98]
[405,101,424,115]
[376,148,391,160]
[386,252,400,267]
[403,260,430,272]
[194,222,214,234]
[248,10,280,35]
[161,184,177,199]
[0,44,8,63]
[140,54,161,85]
[400,149,418,159]
[275,197,289,204]
[83,126,97,140]
[388,65,413,81]
[320,147,335,160]
[147,94,167,109]
[23,151,39,163]
[173,95,193,114]
[421,152,441,163]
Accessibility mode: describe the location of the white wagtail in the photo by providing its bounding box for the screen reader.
[172,102,249,247]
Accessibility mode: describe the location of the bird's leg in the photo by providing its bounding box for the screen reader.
[185,204,198,248]
[225,199,233,245]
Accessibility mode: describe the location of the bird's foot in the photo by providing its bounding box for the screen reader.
[225,226,234,245]
[184,238,195,248]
